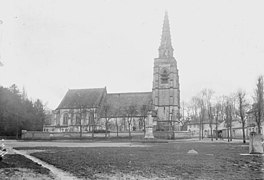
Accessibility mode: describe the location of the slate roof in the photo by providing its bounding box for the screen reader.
[57,88,106,109]
[106,92,152,116]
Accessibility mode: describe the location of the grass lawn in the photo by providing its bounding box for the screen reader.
[0,154,52,179]
[15,142,264,180]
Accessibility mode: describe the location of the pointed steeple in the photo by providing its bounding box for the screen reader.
[159,11,174,58]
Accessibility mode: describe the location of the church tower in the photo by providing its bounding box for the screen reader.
[152,12,180,131]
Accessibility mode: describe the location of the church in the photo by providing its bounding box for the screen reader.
[43,12,180,134]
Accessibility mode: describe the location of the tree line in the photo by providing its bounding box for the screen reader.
[0,84,46,138]
[180,75,264,143]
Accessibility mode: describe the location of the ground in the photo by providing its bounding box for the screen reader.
[6,139,264,180]
[0,154,53,180]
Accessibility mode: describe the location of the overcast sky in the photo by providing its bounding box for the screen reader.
[0,0,264,109]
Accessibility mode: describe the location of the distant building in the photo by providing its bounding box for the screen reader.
[217,119,249,139]
[187,117,217,138]
[187,104,263,139]
[44,12,180,133]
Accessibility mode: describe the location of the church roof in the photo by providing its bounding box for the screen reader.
[106,92,152,116]
[57,88,106,109]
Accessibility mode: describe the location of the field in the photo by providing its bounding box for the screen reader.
[15,141,264,180]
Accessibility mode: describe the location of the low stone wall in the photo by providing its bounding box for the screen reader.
[22,131,104,140]
[21,130,191,140]
[174,131,192,138]
[22,131,51,140]
[154,131,192,139]
[21,130,144,140]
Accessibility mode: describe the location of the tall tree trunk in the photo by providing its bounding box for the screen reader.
[242,122,246,143]
[257,113,261,134]
[227,128,230,142]
[105,119,108,138]
[210,124,213,141]
[128,117,131,138]
[92,124,94,138]
[16,114,19,140]
[201,122,204,139]
[143,117,146,136]
[199,119,201,141]
[115,118,119,137]
[80,124,82,138]
[230,126,232,141]
[92,116,94,139]
[172,122,175,139]
[215,117,218,140]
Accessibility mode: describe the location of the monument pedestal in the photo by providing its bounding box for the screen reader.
[249,132,263,154]
[145,127,154,139]
[144,111,154,139]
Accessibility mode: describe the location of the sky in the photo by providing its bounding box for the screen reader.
[0,0,264,109]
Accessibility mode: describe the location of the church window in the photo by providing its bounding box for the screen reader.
[160,68,169,84]
[63,113,69,125]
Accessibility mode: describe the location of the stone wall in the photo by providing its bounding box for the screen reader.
[154,131,192,139]
[21,130,144,140]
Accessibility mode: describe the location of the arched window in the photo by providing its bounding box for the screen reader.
[160,68,169,84]
[63,113,69,125]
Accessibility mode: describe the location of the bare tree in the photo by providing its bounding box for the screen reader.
[89,107,97,139]
[100,103,113,138]
[213,101,222,140]
[236,90,249,143]
[224,96,235,142]
[253,75,264,134]
[114,108,121,137]
[181,103,192,131]
[201,89,215,141]
[115,117,119,137]
[140,105,149,135]
[191,96,204,140]
[180,101,190,131]
[208,106,213,141]
[125,105,138,138]
[74,93,87,139]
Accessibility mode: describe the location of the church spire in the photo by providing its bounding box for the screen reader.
[159,11,174,58]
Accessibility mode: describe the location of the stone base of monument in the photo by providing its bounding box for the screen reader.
[144,127,154,139]
[249,133,263,154]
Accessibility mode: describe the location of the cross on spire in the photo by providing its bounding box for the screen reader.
[159,11,174,58]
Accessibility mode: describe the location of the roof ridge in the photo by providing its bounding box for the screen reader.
[108,92,152,95]
[69,87,105,91]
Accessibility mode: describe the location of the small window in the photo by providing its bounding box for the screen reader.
[63,113,69,125]
[160,68,169,84]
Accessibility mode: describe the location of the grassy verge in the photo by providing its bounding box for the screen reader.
[16,142,264,179]
[0,154,51,179]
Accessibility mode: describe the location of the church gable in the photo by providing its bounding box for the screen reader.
[57,88,106,109]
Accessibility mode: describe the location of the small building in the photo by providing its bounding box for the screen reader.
[187,117,218,138]
[218,120,249,139]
